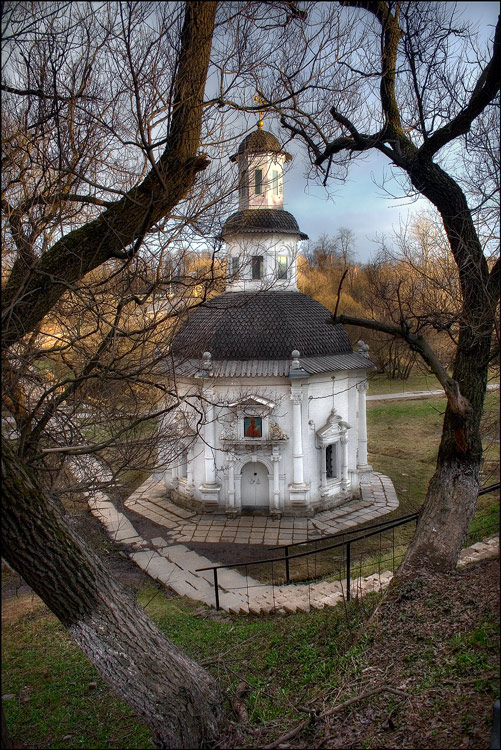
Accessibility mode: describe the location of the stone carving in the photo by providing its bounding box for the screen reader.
[356,340,370,357]
[269,420,288,440]
[220,424,237,440]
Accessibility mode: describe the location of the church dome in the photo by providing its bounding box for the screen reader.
[230,129,291,161]
[220,209,308,240]
[171,291,353,361]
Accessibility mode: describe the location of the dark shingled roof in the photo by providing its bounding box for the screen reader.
[171,291,353,361]
[221,209,308,240]
[230,129,292,161]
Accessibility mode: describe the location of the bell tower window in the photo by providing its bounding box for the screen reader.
[252,256,264,279]
[239,175,246,199]
[272,170,279,195]
[231,256,239,276]
[255,169,263,195]
[277,255,288,280]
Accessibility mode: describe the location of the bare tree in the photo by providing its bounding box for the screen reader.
[1,1,314,743]
[270,1,500,573]
[1,2,232,746]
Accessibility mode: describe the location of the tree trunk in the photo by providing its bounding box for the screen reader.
[1,1,217,352]
[397,162,498,575]
[1,437,226,748]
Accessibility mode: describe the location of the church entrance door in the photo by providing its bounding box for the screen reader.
[241,462,269,509]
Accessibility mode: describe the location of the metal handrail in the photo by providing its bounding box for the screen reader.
[195,482,500,609]
[196,512,420,607]
[267,511,420,552]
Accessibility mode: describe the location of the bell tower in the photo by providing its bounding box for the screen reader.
[222,120,307,293]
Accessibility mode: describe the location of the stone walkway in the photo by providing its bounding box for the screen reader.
[89,476,499,615]
[366,382,499,401]
[122,472,399,545]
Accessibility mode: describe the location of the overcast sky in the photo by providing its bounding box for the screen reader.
[272,1,500,264]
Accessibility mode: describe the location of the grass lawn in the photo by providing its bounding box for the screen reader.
[1,583,380,749]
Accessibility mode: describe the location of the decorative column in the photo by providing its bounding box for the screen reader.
[204,397,216,484]
[291,387,304,485]
[271,446,281,517]
[356,379,373,483]
[198,352,220,507]
[341,434,349,489]
[288,349,310,509]
[225,453,237,517]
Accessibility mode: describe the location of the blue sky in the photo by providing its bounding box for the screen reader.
[276,1,499,263]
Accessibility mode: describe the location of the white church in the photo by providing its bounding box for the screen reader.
[162,123,374,518]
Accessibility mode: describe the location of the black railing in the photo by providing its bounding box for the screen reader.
[268,511,421,583]
[195,483,500,610]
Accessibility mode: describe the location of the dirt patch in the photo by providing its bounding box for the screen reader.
[1,593,47,625]
[276,556,500,750]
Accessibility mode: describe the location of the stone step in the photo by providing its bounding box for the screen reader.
[167,572,215,603]
[196,566,258,592]
[149,497,197,519]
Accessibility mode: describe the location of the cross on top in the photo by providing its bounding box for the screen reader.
[254,93,266,129]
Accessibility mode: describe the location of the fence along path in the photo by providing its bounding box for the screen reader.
[89,491,499,615]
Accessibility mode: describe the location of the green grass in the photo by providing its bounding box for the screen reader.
[2,587,380,748]
[2,608,152,749]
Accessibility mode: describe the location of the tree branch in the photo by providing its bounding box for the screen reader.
[417,15,500,161]
[333,312,472,416]
[2,2,217,351]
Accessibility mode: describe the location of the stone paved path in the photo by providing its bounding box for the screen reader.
[122,472,399,545]
[89,477,498,615]
[366,382,499,401]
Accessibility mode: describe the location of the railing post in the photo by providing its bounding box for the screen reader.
[346,541,351,602]
[285,546,290,584]
[213,568,220,610]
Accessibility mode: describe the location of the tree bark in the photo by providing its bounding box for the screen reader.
[396,162,498,574]
[1,437,226,748]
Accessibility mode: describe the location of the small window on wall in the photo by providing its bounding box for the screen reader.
[252,255,264,279]
[244,416,262,438]
[239,177,246,199]
[255,169,263,195]
[231,256,239,276]
[179,450,188,478]
[326,443,338,479]
[272,170,279,195]
[277,255,288,280]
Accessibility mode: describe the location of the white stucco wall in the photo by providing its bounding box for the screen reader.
[162,367,369,516]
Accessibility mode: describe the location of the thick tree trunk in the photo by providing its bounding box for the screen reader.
[397,163,498,574]
[1,437,226,748]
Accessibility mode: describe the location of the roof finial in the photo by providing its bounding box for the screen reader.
[254,93,266,129]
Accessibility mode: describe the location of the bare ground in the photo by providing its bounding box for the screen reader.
[226,557,500,750]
